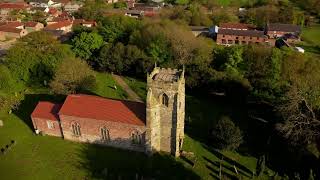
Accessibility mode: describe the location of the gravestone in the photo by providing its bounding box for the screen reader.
[0,120,3,127]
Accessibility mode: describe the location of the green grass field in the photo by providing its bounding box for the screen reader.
[299,24,320,55]
[0,73,272,179]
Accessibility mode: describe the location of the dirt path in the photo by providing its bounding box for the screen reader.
[112,74,143,103]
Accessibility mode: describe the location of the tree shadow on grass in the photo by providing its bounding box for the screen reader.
[76,142,201,180]
[13,93,66,130]
[202,145,253,177]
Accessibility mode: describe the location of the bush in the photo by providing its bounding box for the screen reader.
[211,116,243,150]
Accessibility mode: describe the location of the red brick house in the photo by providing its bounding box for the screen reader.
[216,29,272,46]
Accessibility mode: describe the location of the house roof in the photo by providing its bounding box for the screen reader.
[73,19,96,26]
[0,26,24,33]
[0,3,29,9]
[44,20,72,30]
[25,21,40,27]
[48,7,58,14]
[220,23,255,30]
[0,21,23,28]
[218,29,266,37]
[267,23,301,33]
[59,94,146,126]
[31,102,62,121]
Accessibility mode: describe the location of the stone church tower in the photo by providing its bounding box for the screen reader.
[145,66,185,157]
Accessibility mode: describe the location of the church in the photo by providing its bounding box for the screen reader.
[31,67,185,156]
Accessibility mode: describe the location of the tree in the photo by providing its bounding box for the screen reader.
[98,15,141,44]
[71,32,104,60]
[211,116,243,150]
[93,43,148,74]
[50,58,96,94]
[0,65,14,91]
[277,52,320,146]
[4,31,73,84]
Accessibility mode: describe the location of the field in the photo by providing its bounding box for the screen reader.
[299,24,320,55]
[0,73,272,179]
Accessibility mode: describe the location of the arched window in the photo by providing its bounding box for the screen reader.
[100,127,110,141]
[72,123,81,136]
[161,93,169,107]
[131,131,142,144]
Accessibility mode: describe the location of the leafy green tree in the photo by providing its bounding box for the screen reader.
[4,31,73,84]
[50,58,96,94]
[98,15,141,44]
[243,45,283,100]
[94,43,148,74]
[211,116,243,150]
[71,32,104,60]
[0,65,14,91]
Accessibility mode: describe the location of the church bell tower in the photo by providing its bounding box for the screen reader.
[145,66,185,157]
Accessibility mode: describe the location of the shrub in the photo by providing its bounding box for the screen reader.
[211,116,243,150]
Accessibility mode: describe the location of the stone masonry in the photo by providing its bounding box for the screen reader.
[145,66,185,156]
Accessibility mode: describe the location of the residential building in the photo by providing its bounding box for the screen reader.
[44,20,72,33]
[266,23,301,39]
[216,29,272,45]
[31,67,186,156]
[25,21,44,32]
[0,2,30,17]
[73,19,96,27]
[64,2,82,13]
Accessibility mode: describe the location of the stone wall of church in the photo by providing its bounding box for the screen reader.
[59,115,146,152]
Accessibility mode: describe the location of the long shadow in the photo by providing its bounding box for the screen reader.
[13,93,66,130]
[76,142,201,180]
[203,156,251,178]
[202,145,253,176]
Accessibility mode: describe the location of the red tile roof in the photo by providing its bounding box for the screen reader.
[48,7,58,15]
[0,21,23,28]
[31,102,62,121]
[0,26,23,33]
[0,3,29,9]
[44,20,72,30]
[25,21,39,27]
[59,94,146,126]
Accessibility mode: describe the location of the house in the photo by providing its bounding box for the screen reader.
[44,20,72,33]
[64,2,82,13]
[31,67,186,157]
[45,7,61,17]
[125,9,143,18]
[266,23,301,39]
[0,2,30,17]
[0,25,28,39]
[73,19,96,28]
[216,29,272,46]
[25,21,44,32]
